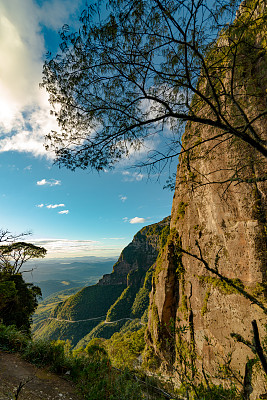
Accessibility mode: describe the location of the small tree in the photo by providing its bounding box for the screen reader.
[42,0,266,182]
[0,272,41,333]
[0,232,46,333]
[0,242,46,274]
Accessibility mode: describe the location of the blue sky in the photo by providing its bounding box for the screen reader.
[0,0,176,258]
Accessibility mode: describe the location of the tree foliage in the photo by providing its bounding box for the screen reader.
[0,272,41,333]
[42,0,266,178]
[0,242,47,274]
[0,231,46,333]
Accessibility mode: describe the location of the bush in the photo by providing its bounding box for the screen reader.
[0,322,29,352]
[176,382,241,400]
[75,345,142,400]
[22,339,72,373]
[104,327,146,369]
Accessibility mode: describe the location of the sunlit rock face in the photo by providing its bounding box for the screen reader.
[98,216,170,286]
[146,2,267,397]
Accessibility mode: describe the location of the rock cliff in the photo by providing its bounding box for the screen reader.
[146,1,267,397]
[98,216,170,286]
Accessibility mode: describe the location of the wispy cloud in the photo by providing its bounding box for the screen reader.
[37,178,61,186]
[37,203,44,208]
[58,210,69,214]
[31,238,99,256]
[30,237,122,258]
[0,0,83,158]
[46,203,65,209]
[130,217,146,224]
[119,195,127,202]
[123,216,146,224]
[122,171,144,182]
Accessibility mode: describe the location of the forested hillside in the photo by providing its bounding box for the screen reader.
[33,217,170,347]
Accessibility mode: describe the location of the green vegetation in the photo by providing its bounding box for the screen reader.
[106,286,133,321]
[131,267,154,318]
[0,236,46,334]
[100,325,146,369]
[34,284,126,347]
[106,269,144,322]
[159,225,170,248]
[0,322,182,400]
[0,242,46,274]
[33,219,170,347]
[75,320,126,349]
[199,275,244,295]
[0,272,41,334]
[0,322,143,400]
[174,202,188,223]
[53,284,126,320]
[32,286,83,330]
[139,217,170,239]
[34,316,106,348]
[201,287,211,316]
[0,322,251,400]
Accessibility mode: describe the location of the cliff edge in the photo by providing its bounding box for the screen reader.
[146,1,267,397]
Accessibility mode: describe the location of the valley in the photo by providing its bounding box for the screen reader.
[32,218,170,348]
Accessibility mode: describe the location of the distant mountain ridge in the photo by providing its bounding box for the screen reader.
[98,216,170,285]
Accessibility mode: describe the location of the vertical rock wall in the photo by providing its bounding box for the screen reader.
[146,1,267,397]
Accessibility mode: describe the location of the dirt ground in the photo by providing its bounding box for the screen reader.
[0,351,82,400]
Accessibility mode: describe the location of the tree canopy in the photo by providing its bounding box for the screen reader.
[0,232,46,333]
[42,0,267,179]
[0,272,41,333]
[0,242,47,275]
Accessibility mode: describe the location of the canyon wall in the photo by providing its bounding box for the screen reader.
[146,1,267,397]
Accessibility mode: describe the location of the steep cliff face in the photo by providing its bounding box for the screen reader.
[147,1,267,396]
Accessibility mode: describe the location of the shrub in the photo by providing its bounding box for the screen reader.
[75,345,142,400]
[0,322,29,352]
[22,339,72,373]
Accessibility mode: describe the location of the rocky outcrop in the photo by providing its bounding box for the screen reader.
[146,1,267,397]
[98,216,170,285]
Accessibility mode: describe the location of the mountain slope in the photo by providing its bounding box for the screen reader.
[33,217,170,347]
[33,284,126,347]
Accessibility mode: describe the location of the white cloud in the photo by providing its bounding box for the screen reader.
[0,0,83,159]
[129,217,146,224]
[58,210,69,214]
[29,236,125,258]
[119,195,127,202]
[46,203,65,209]
[24,165,32,171]
[37,0,83,30]
[123,217,128,222]
[30,238,99,257]
[37,203,44,208]
[37,178,61,186]
[121,171,144,182]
